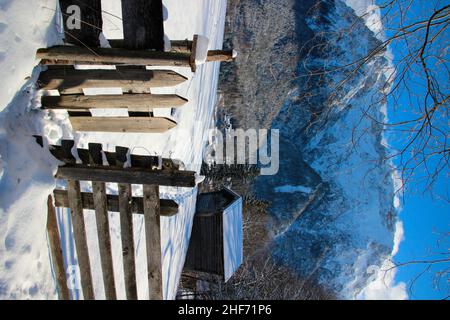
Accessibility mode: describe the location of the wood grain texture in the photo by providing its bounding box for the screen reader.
[47,195,70,300]
[42,94,187,111]
[118,183,138,300]
[115,146,137,300]
[38,68,187,94]
[143,184,163,300]
[37,46,191,67]
[53,190,179,217]
[89,144,116,300]
[207,50,235,62]
[67,180,94,300]
[56,165,196,188]
[69,116,177,133]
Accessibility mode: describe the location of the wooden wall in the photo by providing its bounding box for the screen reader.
[184,213,224,277]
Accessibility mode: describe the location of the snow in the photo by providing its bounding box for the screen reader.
[343,0,384,40]
[357,221,407,300]
[274,185,313,194]
[0,0,227,300]
[194,35,210,65]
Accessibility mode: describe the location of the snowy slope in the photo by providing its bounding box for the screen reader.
[0,0,226,300]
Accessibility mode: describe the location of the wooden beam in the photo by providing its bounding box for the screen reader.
[207,50,235,62]
[38,68,187,94]
[115,147,137,300]
[53,190,179,217]
[69,116,177,133]
[56,165,196,188]
[41,94,187,111]
[47,195,70,300]
[37,46,191,67]
[121,0,164,51]
[88,144,116,300]
[189,35,198,73]
[67,180,94,300]
[143,185,163,300]
[118,183,138,300]
[59,0,103,47]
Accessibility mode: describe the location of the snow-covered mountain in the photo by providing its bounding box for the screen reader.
[219,0,406,299]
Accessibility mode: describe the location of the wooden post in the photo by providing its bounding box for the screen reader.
[59,0,103,47]
[56,165,197,187]
[143,185,163,300]
[69,116,177,133]
[88,144,116,300]
[41,94,187,111]
[206,50,236,62]
[37,46,191,67]
[115,147,138,300]
[53,190,179,217]
[47,195,70,300]
[67,180,95,300]
[38,68,188,94]
[121,0,164,50]
[189,35,198,73]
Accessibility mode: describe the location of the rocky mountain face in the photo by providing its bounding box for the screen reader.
[217,0,397,298]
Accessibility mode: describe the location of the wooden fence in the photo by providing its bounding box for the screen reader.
[36,137,196,299]
[36,0,234,134]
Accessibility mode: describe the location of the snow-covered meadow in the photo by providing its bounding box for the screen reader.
[0,0,226,299]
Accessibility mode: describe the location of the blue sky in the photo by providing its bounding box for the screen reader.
[380,0,449,299]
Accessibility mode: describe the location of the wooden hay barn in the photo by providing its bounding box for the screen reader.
[184,188,243,282]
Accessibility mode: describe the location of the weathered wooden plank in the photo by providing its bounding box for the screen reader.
[67,180,94,300]
[118,183,137,300]
[88,144,116,300]
[121,0,164,50]
[69,116,177,133]
[41,94,187,111]
[38,68,187,94]
[53,190,179,217]
[143,184,163,300]
[59,0,103,47]
[115,147,137,300]
[57,165,196,188]
[47,195,70,300]
[37,46,191,67]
